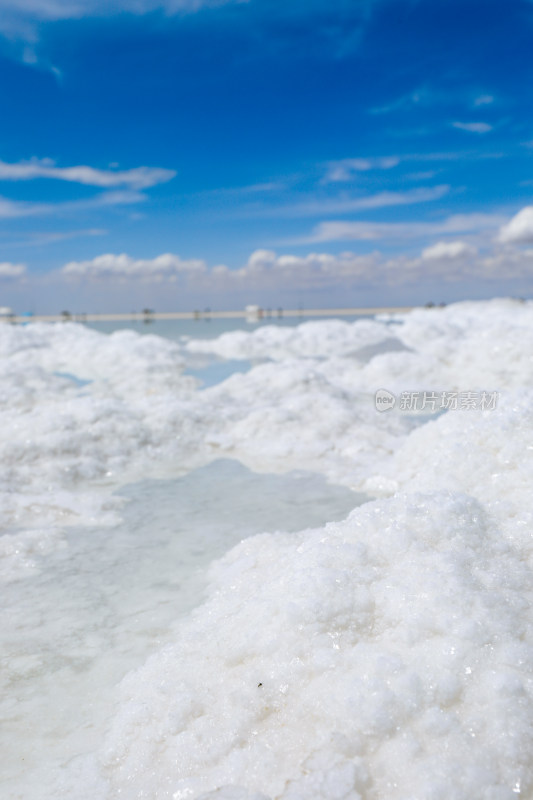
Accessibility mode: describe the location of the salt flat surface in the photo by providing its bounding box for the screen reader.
[1,461,358,799]
[1,298,532,800]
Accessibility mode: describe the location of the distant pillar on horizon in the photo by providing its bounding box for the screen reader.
[245,304,262,323]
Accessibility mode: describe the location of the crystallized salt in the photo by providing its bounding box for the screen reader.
[96,489,532,800]
[0,298,532,800]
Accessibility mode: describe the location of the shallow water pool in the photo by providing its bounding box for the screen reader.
[1,459,365,799]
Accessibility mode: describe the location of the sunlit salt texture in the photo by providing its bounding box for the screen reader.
[0,298,532,800]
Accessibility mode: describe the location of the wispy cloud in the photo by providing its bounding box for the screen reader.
[371,87,497,117]
[473,95,494,107]
[0,189,145,219]
[0,159,176,189]
[323,156,400,183]
[369,87,430,115]
[323,149,504,184]
[301,212,506,244]
[0,0,244,39]
[452,121,493,134]
[405,170,438,181]
[84,190,146,208]
[247,185,450,219]
[0,228,107,248]
[203,180,290,200]
[240,182,284,194]
[0,196,50,219]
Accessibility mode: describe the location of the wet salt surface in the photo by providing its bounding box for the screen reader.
[185,358,254,388]
[1,460,360,799]
[85,315,316,343]
[182,335,409,389]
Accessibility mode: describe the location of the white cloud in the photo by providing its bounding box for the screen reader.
[21,242,533,311]
[206,246,533,287]
[54,248,384,292]
[422,241,477,260]
[452,121,493,134]
[478,247,533,279]
[386,248,533,283]
[0,189,145,219]
[0,158,167,220]
[474,95,494,107]
[0,262,26,278]
[325,149,505,180]
[303,212,506,244]
[0,159,176,189]
[85,190,146,207]
[344,185,448,211]
[226,249,382,287]
[240,182,286,194]
[0,0,242,38]
[498,206,533,244]
[406,170,438,181]
[244,249,277,270]
[5,228,107,248]
[369,88,428,115]
[0,195,52,218]
[61,252,207,280]
[322,149,504,185]
[324,156,400,182]
[254,185,450,219]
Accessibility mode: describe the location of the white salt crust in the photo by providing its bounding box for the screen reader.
[0,298,532,799]
[96,490,532,800]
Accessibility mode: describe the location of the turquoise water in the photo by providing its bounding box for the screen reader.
[84,314,370,387]
[83,314,364,341]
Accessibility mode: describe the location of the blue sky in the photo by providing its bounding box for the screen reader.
[1,0,533,312]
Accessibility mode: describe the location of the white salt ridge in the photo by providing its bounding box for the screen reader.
[79,300,533,797]
[95,490,532,800]
[0,315,412,548]
[0,323,201,549]
[184,318,393,361]
[184,299,533,385]
[0,298,532,799]
[197,300,533,486]
[0,300,530,540]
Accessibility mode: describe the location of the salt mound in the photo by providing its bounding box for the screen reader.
[88,301,533,799]
[1,298,532,799]
[97,486,532,799]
